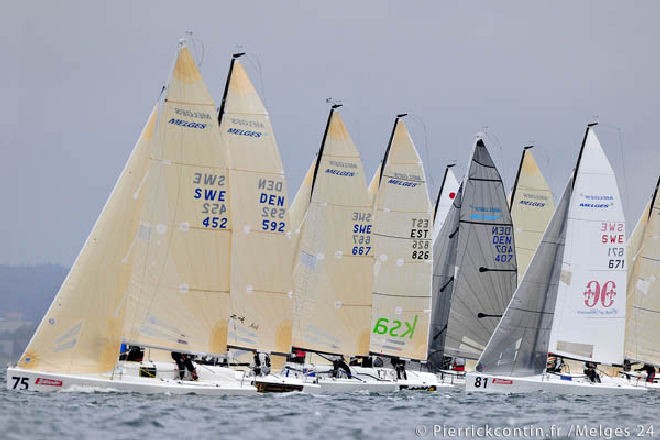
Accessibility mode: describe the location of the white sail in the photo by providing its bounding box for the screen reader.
[122,44,231,355]
[369,117,432,361]
[624,176,660,365]
[509,147,555,281]
[18,108,157,373]
[291,107,373,357]
[219,56,294,354]
[432,165,459,241]
[549,127,627,364]
[442,138,517,360]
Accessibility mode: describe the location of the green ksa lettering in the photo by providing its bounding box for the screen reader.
[372,315,418,339]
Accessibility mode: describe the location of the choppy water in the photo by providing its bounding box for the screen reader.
[1,370,657,440]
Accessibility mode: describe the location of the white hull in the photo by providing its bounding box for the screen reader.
[610,375,660,391]
[465,372,646,395]
[255,364,450,393]
[7,362,256,395]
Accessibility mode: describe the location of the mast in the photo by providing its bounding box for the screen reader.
[433,164,457,222]
[217,52,245,127]
[310,104,341,200]
[377,114,407,188]
[509,146,534,210]
[649,175,660,220]
[573,123,598,190]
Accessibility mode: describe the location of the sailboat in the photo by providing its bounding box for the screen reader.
[432,164,459,242]
[509,146,555,281]
[621,175,660,389]
[8,40,255,394]
[366,115,442,390]
[283,105,398,393]
[466,124,645,394]
[428,136,517,374]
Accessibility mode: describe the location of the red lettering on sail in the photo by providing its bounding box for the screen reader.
[583,280,616,308]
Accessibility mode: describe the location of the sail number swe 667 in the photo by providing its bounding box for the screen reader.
[353,212,372,256]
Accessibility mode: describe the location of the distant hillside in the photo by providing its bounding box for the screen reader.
[0,264,68,322]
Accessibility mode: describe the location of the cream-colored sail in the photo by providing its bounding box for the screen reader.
[369,118,432,361]
[18,107,157,373]
[625,177,660,365]
[292,107,373,356]
[219,57,294,354]
[289,159,315,234]
[122,44,231,354]
[367,162,382,204]
[509,147,555,280]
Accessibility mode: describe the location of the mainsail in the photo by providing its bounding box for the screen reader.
[549,125,627,364]
[369,116,432,361]
[624,176,660,365]
[218,55,294,354]
[122,43,231,354]
[291,107,373,356]
[441,138,517,360]
[432,164,459,241]
[476,177,572,376]
[18,108,157,373]
[428,184,463,369]
[509,147,555,281]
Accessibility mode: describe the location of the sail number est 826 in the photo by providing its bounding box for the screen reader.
[410,218,430,260]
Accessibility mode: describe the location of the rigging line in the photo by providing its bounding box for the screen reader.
[245,52,268,110]
[406,113,434,189]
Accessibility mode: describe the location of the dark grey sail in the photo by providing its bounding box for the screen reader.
[427,183,463,371]
[444,139,517,360]
[476,177,572,376]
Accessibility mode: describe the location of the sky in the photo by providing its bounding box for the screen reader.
[1,0,658,266]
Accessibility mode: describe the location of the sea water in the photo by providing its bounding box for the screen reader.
[0,370,657,439]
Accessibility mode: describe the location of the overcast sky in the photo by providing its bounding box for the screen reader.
[2,1,658,266]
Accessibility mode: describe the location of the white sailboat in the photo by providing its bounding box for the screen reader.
[432,164,459,242]
[509,146,555,281]
[285,105,397,393]
[621,175,660,389]
[466,124,645,394]
[367,115,443,390]
[428,137,517,372]
[8,40,255,394]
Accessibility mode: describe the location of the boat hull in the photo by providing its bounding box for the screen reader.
[465,372,646,395]
[6,366,257,395]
